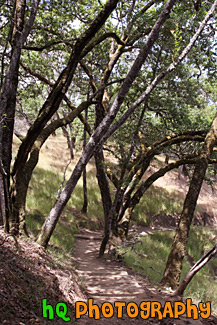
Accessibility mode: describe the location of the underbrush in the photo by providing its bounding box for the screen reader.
[118,226,217,313]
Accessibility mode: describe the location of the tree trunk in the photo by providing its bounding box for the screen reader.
[161,111,217,289]
[12,162,35,236]
[12,102,89,234]
[0,0,40,232]
[99,186,123,257]
[94,98,112,247]
[0,171,9,231]
[81,167,88,214]
[56,111,75,160]
[81,108,88,214]
[95,149,112,229]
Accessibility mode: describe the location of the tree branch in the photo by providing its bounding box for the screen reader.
[12,0,120,179]
[173,244,217,296]
[99,0,217,146]
[81,32,125,59]
[23,38,75,51]
[19,60,93,135]
[130,155,200,209]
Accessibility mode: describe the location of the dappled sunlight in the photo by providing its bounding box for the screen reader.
[73,229,151,304]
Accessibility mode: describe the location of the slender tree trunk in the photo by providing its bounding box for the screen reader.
[81,167,88,214]
[99,185,123,256]
[62,107,76,159]
[161,111,217,289]
[95,148,112,228]
[0,169,10,231]
[81,108,88,214]
[0,174,4,226]
[12,102,89,234]
[56,111,75,159]
[94,99,112,244]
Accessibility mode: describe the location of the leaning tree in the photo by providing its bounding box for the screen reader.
[36,0,217,248]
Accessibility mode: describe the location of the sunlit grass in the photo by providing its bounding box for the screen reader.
[26,163,104,257]
[133,186,183,226]
[119,227,217,313]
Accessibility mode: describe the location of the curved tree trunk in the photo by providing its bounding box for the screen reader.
[12,101,89,234]
[0,0,40,232]
[11,1,120,227]
[115,153,201,240]
[161,111,217,289]
[12,0,119,180]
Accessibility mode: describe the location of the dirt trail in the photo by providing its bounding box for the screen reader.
[73,229,149,303]
[72,228,215,325]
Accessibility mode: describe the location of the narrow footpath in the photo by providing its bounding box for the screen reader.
[72,228,215,325]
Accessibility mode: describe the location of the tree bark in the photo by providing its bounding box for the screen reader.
[161,111,217,289]
[95,148,112,225]
[0,162,10,231]
[56,110,75,160]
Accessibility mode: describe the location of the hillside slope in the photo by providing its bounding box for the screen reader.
[0,228,85,324]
